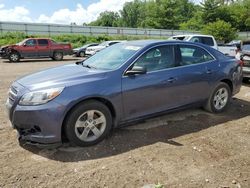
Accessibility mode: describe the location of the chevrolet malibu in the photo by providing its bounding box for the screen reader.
[6,40,243,147]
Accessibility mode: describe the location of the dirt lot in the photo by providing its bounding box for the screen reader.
[0,57,249,188]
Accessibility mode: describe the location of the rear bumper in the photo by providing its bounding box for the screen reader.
[243,67,250,78]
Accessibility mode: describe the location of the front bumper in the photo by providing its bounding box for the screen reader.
[0,51,8,58]
[6,83,66,145]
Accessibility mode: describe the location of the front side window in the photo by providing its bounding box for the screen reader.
[179,45,214,66]
[38,39,49,46]
[25,39,36,46]
[132,45,175,72]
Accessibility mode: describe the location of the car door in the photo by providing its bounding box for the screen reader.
[122,45,181,120]
[21,39,38,57]
[174,44,217,104]
[37,39,50,57]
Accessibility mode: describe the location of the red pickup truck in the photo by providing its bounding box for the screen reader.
[0,38,72,62]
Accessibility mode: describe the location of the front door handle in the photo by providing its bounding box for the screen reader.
[206,69,213,74]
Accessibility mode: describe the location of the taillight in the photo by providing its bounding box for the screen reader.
[237,60,244,67]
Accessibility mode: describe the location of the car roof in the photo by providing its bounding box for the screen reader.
[26,38,50,40]
[171,34,214,38]
[123,40,211,48]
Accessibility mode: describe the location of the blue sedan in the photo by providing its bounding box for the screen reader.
[6,40,243,146]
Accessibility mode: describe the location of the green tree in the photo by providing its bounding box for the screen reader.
[120,0,145,28]
[180,11,203,31]
[89,11,120,27]
[201,0,221,24]
[202,20,237,43]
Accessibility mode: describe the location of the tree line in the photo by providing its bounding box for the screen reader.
[88,0,250,42]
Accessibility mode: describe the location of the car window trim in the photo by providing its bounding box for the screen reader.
[123,43,216,77]
[26,39,37,46]
[177,43,216,62]
[123,44,176,77]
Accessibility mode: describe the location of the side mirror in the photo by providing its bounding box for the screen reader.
[126,66,147,76]
[23,44,27,47]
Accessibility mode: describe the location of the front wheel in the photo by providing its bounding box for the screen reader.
[64,100,112,146]
[9,52,20,62]
[204,82,231,113]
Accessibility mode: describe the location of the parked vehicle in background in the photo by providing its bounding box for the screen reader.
[85,40,126,56]
[0,38,72,62]
[73,43,99,57]
[6,40,242,147]
[169,34,237,57]
[169,34,218,49]
[236,40,250,79]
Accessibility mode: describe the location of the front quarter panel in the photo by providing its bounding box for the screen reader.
[54,71,123,126]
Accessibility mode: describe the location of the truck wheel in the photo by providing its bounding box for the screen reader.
[9,52,20,62]
[53,51,63,61]
[64,100,112,147]
[204,82,231,113]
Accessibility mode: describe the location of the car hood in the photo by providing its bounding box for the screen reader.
[1,44,17,49]
[17,63,107,91]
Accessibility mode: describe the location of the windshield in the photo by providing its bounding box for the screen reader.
[80,44,91,48]
[99,41,109,46]
[16,39,28,45]
[82,43,142,70]
[242,44,250,51]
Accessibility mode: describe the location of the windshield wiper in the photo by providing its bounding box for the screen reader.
[75,61,97,69]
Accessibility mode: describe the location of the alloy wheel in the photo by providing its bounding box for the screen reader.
[213,88,229,110]
[74,110,106,142]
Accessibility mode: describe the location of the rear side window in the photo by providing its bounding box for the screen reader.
[201,37,214,46]
[178,45,214,66]
[190,37,214,46]
[38,39,49,46]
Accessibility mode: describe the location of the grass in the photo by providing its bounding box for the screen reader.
[0,32,167,48]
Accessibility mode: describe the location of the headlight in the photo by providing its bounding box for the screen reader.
[19,87,64,106]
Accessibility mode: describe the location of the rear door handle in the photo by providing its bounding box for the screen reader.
[167,77,177,83]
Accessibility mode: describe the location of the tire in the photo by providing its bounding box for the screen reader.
[79,51,85,57]
[52,51,63,61]
[64,100,112,146]
[204,82,231,113]
[8,52,20,62]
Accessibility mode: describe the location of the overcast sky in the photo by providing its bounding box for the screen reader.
[0,0,202,25]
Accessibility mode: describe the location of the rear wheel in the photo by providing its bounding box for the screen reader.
[204,82,231,113]
[9,52,20,62]
[52,51,63,61]
[79,51,85,57]
[64,100,112,146]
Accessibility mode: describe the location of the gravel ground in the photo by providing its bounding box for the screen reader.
[0,57,249,188]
